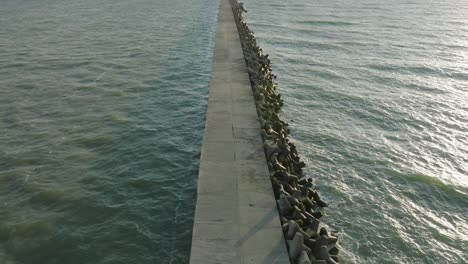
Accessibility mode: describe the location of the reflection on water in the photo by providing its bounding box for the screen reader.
[242,0,468,263]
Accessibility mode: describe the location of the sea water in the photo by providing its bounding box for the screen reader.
[0,0,219,263]
[242,0,468,263]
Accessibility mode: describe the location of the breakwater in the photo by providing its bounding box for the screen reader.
[190,0,289,262]
[230,0,340,263]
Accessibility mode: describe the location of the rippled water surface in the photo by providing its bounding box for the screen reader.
[242,0,468,263]
[0,0,219,263]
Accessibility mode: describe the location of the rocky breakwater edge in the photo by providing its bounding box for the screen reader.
[229,1,340,263]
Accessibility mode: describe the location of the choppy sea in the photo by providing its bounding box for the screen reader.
[242,0,468,263]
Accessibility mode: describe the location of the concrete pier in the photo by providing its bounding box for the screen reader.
[189,0,289,263]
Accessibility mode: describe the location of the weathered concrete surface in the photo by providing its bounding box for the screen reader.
[189,0,289,263]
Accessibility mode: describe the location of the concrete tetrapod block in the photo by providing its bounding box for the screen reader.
[298,251,312,264]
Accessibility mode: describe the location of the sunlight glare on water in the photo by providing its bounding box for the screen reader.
[241,0,468,263]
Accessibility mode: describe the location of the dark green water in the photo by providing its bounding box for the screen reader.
[0,0,219,263]
[242,0,468,263]
[2,0,467,263]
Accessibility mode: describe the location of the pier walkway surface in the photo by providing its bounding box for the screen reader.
[189,0,289,263]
